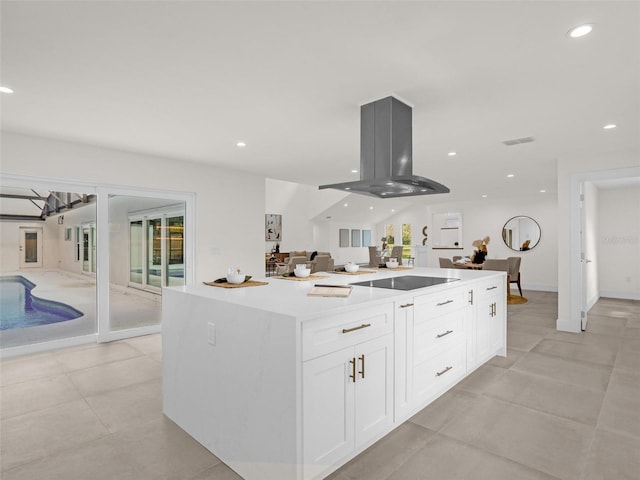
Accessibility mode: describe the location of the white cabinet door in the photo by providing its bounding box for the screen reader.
[473,277,506,367]
[354,334,394,448]
[475,294,494,364]
[394,301,414,422]
[303,346,355,475]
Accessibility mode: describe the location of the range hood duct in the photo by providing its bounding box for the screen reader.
[319,96,449,199]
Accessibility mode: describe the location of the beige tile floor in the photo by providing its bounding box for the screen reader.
[1,292,638,480]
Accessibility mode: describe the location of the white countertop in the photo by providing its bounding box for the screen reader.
[165,267,504,321]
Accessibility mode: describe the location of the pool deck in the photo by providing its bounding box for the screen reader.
[0,269,160,350]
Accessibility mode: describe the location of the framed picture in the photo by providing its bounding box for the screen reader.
[351,229,361,247]
[265,214,282,241]
[362,230,371,247]
[339,229,349,247]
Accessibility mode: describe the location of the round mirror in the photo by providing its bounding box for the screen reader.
[502,216,541,251]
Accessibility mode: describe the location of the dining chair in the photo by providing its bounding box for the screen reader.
[439,257,455,268]
[368,246,382,267]
[482,259,510,273]
[507,256,523,296]
[386,245,404,263]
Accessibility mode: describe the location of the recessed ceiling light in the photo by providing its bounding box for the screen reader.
[369,206,374,210]
[448,152,457,157]
[567,24,593,38]
[343,203,348,207]
[236,141,246,147]
[507,174,515,178]
[539,189,547,193]
[603,124,617,130]
[351,169,358,173]
[481,194,488,198]
[381,193,387,196]
[0,86,13,94]
[391,209,395,212]
[345,187,351,190]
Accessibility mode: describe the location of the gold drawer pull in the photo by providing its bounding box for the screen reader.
[436,366,453,377]
[436,330,454,338]
[400,303,414,308]
[342,323,372,334]
[486,286,498,291]
[436,299,454,306]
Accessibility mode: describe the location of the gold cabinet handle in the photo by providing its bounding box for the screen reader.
[436,330,454,338]
[349,358,356,383]
[400,303,414,308]
[436,366,453,377]
[486,286,498,291]
[358,354,365,379]
[342,323,371,334]
[436,299,454,306]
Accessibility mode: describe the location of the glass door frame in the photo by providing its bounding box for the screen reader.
[97,187,194,343]
[1,175,195,351]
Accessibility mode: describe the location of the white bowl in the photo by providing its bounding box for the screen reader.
[345,264,359,273]
[294,268,311,278]
[386,261,399,269]
[226,273,245,284]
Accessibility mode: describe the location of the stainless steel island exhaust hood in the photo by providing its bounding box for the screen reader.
[319,96,449,199]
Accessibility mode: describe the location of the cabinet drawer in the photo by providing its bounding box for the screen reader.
[302,303,394,361]
[414,286,468,318]
[413,313,464,365]
[413,343,466,403]
[475,276,505,297]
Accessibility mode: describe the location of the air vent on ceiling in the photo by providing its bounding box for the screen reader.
[502,136,535,146]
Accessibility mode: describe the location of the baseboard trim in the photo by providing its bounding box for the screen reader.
[556,317,581,333]
[599,290,640,301]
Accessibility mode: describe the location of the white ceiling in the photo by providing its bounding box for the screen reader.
[1,1,639,207]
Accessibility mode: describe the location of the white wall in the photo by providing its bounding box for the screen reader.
[264,179,375,264]
[380,195,558,291]
[598,186,640,299]
[264,179,315,253]
[0,218,59,271]
[323,221,375,266]
[1,132,266,280]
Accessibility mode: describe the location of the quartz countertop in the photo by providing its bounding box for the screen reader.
[164,267,504,321]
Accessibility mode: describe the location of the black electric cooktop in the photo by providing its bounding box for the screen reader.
[351,275,459,291]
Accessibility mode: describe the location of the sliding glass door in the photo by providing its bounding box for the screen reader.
[107,194,186,333]
[128,211,184,291]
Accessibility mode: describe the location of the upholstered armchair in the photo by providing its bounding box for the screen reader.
[275,255,308,275]
[439,257,455,268]
[309,254,334,273]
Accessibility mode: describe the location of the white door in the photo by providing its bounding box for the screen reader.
[19,227,43,268]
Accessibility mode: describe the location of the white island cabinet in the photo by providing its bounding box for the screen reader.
[162,268,506,480]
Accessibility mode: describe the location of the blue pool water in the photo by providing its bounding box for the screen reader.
[0,276,83,330]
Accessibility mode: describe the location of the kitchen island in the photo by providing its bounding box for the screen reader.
[162,267,506,480]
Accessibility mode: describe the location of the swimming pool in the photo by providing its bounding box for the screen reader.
[0,275,84,330]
